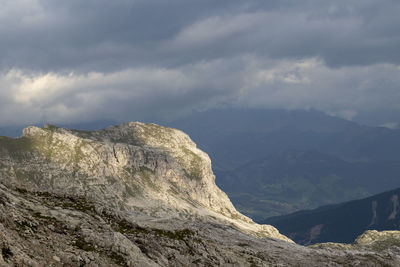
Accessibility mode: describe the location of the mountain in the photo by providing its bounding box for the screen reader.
[169,109,400,165]
[0,123,284,240]
[0,120,118,138]
[1,123,400,266]
[169,108,400,219]
[4,109,400,221]
[264,187,400,245]
[217,150,400,220]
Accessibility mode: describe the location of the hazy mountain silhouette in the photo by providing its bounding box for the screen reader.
[264,187,400,245]
[170,108,400,219]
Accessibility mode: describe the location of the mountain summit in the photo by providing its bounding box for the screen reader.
[1,123,400,266]
[1,122,287,240]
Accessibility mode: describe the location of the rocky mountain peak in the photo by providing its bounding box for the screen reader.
[1,122,290,242]
[2,123,400,266]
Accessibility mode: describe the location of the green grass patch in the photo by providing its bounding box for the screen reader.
[0,136,35,160]
[180,147,203,181]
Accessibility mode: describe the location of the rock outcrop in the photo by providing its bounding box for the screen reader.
[312,230,400,252]
[0,123,400,266]
[0,122,288,241]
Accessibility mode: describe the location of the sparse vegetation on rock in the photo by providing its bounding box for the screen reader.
[0,123,400,266]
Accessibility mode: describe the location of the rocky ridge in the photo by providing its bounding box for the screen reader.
[0,122,287,240]
[0,123,400,266]
[312,230,400,252]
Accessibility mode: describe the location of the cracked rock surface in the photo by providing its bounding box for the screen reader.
[0,123,400,266]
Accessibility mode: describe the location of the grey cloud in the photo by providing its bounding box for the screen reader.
[1,56,399,127]
[0,57,246,126]
[238,58,400,119]
[1,0,400,73]
[1,0,400,127]
[0,0,247,72]
[168,1,400,68]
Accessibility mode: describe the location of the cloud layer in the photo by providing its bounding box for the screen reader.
[1,0,400,126]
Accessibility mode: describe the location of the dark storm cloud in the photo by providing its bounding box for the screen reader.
[1,0,400,127]
[1,0,400,72]
[166,0,400,68]
[0,0,245,72]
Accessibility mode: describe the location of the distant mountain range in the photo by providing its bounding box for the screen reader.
[264,187,400,245]
[215,149,400,220]
[2,123,400,266]
[2,109,400,221]
[169,109,400,220]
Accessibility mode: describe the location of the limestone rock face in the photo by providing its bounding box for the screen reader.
[2,184,400,267]
[0,123,288,241]
[355,230,400,246]
[312,230,400,253]
[2,123,400,266]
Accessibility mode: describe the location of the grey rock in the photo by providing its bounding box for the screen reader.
[0,122,399,266]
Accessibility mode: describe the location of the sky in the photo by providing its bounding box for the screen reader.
[1,0,400,127]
